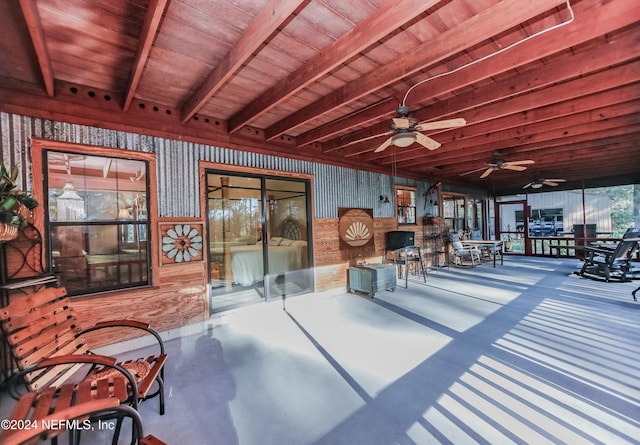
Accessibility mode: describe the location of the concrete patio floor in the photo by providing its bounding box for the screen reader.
[2,256,639,444]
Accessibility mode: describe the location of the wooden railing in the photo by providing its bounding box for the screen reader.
[527,236,621,258]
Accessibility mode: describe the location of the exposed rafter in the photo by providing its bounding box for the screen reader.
[0,0,637,194]
[322,0,639,152]
[229,0,442,135]
[264,0,568,143]
[19,0,54,97]
[180,0,307,123]
[123,0,168,111]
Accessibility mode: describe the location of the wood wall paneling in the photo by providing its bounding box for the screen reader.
[313,216,424,289]
[0,113,439,350]
[76,261,208,348]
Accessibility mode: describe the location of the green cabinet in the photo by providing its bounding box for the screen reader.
[349,264,396,297]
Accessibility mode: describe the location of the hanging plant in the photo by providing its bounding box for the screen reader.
[0,165,39,233]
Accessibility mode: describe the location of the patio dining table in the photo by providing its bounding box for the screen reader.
[462,239,504,267]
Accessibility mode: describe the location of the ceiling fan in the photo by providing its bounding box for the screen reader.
[523,176,566,189]
[374,106,466,153]
[129,169,146,182]
[461,152,535,178]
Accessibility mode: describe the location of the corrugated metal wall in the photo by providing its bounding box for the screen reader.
[0,112,433,219]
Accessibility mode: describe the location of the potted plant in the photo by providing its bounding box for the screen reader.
[504,236,514,252]
[0,165,39,241]
[502,225,514,252]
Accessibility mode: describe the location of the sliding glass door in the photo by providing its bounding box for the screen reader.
[264,178,311,302]
[207,171,312,312]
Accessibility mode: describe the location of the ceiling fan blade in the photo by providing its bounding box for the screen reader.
[392,117,411,129]
[415,132,441,150]
[543,179,566,186]
[344,131,391,146]
[460,167,486,176]
[374,136,393,153]
[480,167,494,178]
[504,160,535,166]
[503,164,528,172]
[417,118,467,131]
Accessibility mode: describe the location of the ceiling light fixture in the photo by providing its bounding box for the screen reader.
[391,131,416,148]
[57,181,85,221]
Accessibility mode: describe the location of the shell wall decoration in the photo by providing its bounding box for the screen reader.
[338,208,374,249]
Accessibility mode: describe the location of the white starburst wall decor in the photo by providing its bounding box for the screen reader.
[338,208,374,249]
[159,221,204,265]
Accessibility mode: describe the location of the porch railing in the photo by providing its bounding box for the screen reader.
[527,236,620,258]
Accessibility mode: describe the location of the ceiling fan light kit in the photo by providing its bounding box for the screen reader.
[462,152,535,178]
[391,132,416,147]
[374,106,466,152]
[523,178,566,189]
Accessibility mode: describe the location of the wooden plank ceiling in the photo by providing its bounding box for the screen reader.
[0,0,638,195]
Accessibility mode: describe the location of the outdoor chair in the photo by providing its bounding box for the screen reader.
[0,286,167,418]
[452,240,481,267]
[1,383,167,445]
[469,230,500,261]
[578,229,639,282]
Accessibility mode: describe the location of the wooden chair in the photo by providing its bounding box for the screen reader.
[578,231,639,282]
[1,383,167,445]
[451,236,481,267]
[0,286,167,417]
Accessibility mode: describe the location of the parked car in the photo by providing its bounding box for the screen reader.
[529,219,562,237]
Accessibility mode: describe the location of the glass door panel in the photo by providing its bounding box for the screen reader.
[208,174,264,311]
[207,173,313,312]
[264,178,312,301]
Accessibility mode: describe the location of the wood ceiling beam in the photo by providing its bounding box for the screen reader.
[523,155,640,181]
[264,0,567,144]
[456,100,640,164]
[372,81,640,166]
[123,0,168,111]
[19,0,54,97]
[425,135,640,190]
[443,137,640,184]
[229,0,442,136]
[417,131,640,182]
[180,0,307,124]
[433,120,640,176]
[296,97,399,147]
[391,107,639,180]
[347,61,640,160]
[498,137,640,168]
[391,98,640,171]
[495,140,640,168]
[403,0,640,110]
[321,0,640,151]
[374,90,640,180]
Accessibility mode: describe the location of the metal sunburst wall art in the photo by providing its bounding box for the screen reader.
[160,222,204,265]
[338,208,374,250]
